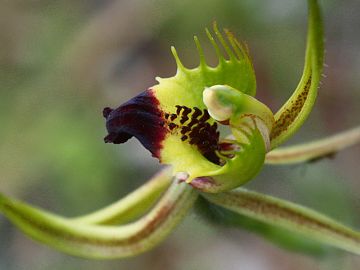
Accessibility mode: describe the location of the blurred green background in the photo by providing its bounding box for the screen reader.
[0,0,359,269]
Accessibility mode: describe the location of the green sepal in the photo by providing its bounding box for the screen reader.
[203,188,360,255]
[0,181,198,259]
[266,126,360,165]
[195,197,331,257]
[270,0,324,149]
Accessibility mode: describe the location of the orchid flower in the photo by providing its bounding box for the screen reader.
[1,0,360,259]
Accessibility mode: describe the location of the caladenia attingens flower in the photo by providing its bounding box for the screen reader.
[103,24,274,193]
[2,0,360,260]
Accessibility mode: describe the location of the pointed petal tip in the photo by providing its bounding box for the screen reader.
[171,46,185,71]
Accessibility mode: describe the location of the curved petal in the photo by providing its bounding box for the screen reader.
[203,188,360,255]
[195,197,330,256]
[270,0,324,149]
[0,180,197,259]
[72,167,172,225]
[266,126,360,165]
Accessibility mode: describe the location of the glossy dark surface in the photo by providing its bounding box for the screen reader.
[104,89,166,158]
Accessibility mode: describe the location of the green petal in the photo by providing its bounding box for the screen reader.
[203,188,360,255]
[270,0,324,149]
[195,197,330,256]
[72,167,172,225]
[266,126,360,165]
[0,180,197,259]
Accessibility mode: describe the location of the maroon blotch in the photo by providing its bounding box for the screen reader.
[170,114,177,121]
[192,107,202,119]
[176,105,183,115]
[199,110,210,122]
[103,89,166,158]
[168,123,177,130]
[103,107,113,118]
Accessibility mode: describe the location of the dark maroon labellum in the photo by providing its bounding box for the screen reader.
[103,89,167,158]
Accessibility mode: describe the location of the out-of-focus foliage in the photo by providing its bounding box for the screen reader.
[0,0,359,269]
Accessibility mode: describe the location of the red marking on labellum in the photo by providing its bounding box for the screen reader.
[168,123,177,130]
[190,177,218,192]
[192,107,202,119]
[176,105,183,115]
[180,127,190,134]
[219,142,234,151]
[199,110,210,122]
[103,107,113,118]
[219,119,230,125]
[167,106,220,164]
[104,92,222,164]
[180,107,191,124]
[103,89,166,158]
[170,114,177,121]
